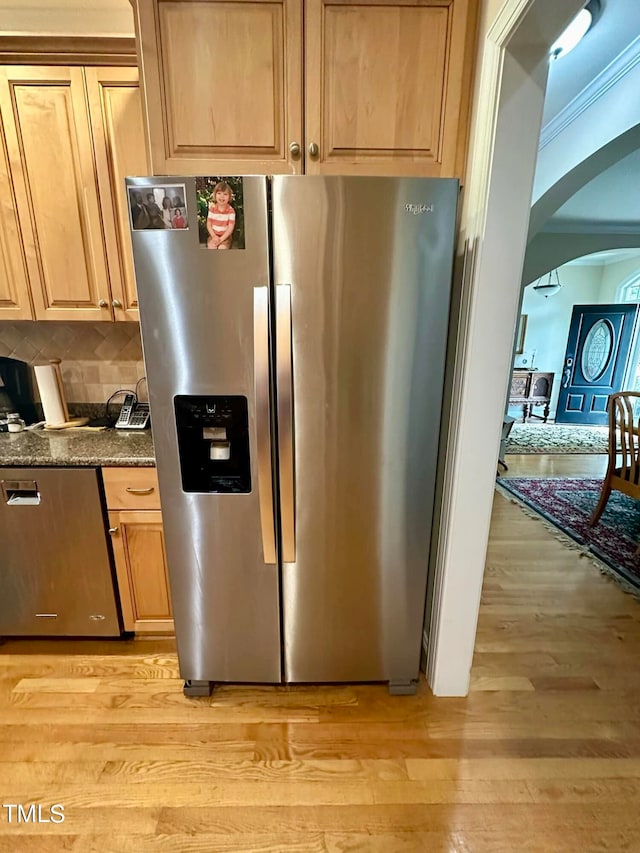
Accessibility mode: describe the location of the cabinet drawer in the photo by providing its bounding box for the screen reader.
[102,467,161,510]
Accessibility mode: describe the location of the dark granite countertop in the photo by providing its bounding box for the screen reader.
[0,428,155,467]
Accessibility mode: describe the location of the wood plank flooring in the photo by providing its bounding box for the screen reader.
[1,454,639,851]
[502,453,608,478]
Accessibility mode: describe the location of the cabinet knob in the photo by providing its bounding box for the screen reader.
[108,527,119,535]
[112,299,123,309]
[308,142,319,158]
[289,141,301,157]
[98,299,108,308]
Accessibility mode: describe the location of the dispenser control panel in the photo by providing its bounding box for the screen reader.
[174,395,250,493]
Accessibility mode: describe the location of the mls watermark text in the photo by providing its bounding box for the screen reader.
[2,804,65,823]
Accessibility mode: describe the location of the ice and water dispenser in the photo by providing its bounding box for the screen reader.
[174,396,251,493]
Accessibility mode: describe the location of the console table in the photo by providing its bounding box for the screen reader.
[509,369,555,422]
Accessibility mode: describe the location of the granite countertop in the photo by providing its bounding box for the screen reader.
[0,428,155,467]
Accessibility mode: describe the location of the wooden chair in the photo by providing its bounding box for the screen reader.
[590,391,640,526]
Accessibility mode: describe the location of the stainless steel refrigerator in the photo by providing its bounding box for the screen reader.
[128,176,458,695]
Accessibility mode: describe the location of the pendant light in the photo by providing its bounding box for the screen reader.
[533,269,563,298]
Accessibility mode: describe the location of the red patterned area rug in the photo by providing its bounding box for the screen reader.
[497,477,640,593]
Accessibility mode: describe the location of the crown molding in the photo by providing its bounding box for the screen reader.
[543,218,640,235]
[0,36,137,66]
[487,0,533,46]
[539,34,640,150]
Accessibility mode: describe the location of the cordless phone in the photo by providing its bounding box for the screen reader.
[115,394,151,430]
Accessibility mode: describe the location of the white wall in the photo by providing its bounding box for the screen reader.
[426,0,585,696]
[512,254,640,419]
[523,232,640,284]
[530,54,640,237]
[512,264,603,417]
[0,0,134,37]
[599,255,640,302]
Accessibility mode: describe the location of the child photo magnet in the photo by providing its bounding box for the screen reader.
[128,184,188,231]
[196,177,245,250]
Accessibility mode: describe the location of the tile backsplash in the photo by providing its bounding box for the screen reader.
[0,322,145,404]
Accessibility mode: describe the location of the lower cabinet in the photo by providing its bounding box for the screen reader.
[103,467,174,635]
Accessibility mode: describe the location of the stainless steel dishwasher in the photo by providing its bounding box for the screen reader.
[0,467,121,636]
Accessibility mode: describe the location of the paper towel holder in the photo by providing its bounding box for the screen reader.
[34,358,89,429]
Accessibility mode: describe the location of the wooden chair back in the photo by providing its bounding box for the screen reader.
[590,391,640,526]
[610,391,640,487]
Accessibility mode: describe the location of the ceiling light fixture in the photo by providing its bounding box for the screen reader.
[532,269,563,298]
[550,0,599,61]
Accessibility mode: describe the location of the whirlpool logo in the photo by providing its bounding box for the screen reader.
[405,203,434,214]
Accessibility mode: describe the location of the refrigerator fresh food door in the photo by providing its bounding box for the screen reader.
[272,176,458,685]
[128,176,282,684]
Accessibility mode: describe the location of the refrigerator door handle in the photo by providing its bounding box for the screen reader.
[276,284,296,563]
[254,286,277,564]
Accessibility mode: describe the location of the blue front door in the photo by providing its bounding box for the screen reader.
[556,304,639,425]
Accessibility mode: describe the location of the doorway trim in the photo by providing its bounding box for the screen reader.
[426,0,584,695]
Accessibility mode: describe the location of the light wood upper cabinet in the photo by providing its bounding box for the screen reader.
[0,112,33,319]
[0,64,148,322]
[134,0,303,175]
[0,66,113,321]
[134,0,476,178]
[306,0,475,176]
[86,67,149,322]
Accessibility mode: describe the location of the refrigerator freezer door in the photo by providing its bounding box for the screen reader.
[129,176,282,684]
[272,176,458,684]
[275,284,296,563]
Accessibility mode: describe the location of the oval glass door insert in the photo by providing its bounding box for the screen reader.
[582,319,614,382]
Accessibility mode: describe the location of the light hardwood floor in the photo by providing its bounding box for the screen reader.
[1,454,638,851]
[502,453,608,478]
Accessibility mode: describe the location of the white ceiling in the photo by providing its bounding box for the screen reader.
[0,1,133,37]
[539,0,640,243]
[542,0,640,125]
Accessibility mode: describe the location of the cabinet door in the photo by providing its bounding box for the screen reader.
[0,110,33,319]
[109,510,174,634]
[134,0,303,175]
[86,67,149,322]
[0,66,113,321]
[305,0,476,177]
